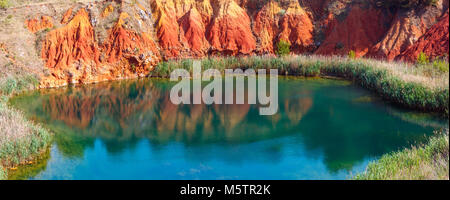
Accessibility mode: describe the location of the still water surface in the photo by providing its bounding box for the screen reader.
[9,77,447,180]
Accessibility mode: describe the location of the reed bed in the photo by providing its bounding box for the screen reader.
[0,75,51,180]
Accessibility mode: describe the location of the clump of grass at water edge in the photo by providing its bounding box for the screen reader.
[354,129,449,180]
[0,75,52,180]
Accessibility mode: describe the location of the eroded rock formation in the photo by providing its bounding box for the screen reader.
[368,1,448,60]
[34,1,161,88]
[25,16,54,33]
[397,10,449,62]
[207,0,256,55]
[253,0,314,54]
[315,2,394,57]
[20,0,450,88]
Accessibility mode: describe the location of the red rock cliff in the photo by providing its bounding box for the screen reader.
[397,10,449,62]
[23,0,449,88]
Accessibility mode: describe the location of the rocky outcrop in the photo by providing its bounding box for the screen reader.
[315,2,394,57]
[278,1,314,53]
[103,12,160,70]
[25,16,54,33]
[16,0,449,88]
[179,7,210,56]
[368,2,448,60]
[207,0,256,55]
[61,7,73,24]
[253,0,314,54]
[397,11,449,62]
[37,2,161,88]
[151,0,185,58]
[41,9,100,70]
[298,0,330,18]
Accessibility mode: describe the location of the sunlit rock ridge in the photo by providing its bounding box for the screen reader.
[16,0,449,88]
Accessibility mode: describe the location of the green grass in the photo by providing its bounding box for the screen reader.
[0,76,51,180]
[0,75,39,96]
[354,129,449,180]
[0,165,6,180]
[150,56,449,116]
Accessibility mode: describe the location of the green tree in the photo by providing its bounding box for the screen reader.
[276,40,291,57]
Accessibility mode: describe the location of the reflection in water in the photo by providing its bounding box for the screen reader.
[10,78,447,180]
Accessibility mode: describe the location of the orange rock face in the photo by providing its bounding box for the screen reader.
[41,9,100,70]
[25,16,54,33]
[39,7,161,88]
[315,4,393,57]
[179,7,210,56]
[151,0,186,58]
[207,0,256,55]
[253,1,281,54]
[151,0,255,57]
[61,7,73,24]
[253,0,314,54]
[103,13,161,72]
[397,11,449,62]
[368,4,447,60]
[26,0,450,88]
[278,2,314,53]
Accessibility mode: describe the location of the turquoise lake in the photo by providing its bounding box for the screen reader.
[9,77,447,180]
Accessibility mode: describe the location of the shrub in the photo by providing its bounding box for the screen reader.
[432,59,449,73]
[417,52,429,65]
[0,75,38,96]
[276,40,291,57]
[348,50,356,59]
[0,0,9,9]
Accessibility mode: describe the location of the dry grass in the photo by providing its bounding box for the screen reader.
[0,99,33,143]
[276,55,449,90]
[0,96,51,180]
[0,75,51,180]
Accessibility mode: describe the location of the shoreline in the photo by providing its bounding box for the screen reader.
[1,56,448,180]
